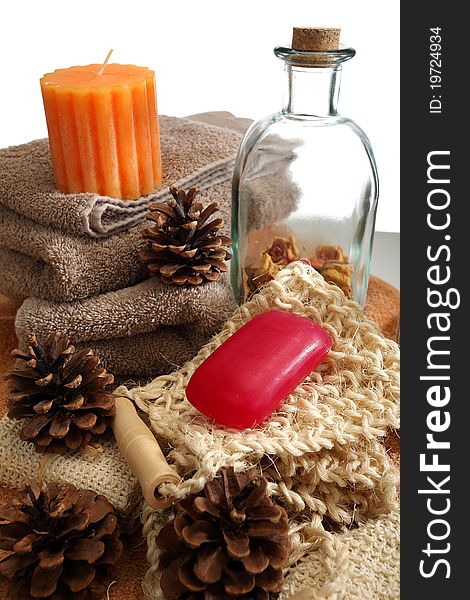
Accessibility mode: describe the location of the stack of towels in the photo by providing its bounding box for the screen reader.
[0,112,251,379]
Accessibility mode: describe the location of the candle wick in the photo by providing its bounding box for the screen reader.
[98,49,114,76]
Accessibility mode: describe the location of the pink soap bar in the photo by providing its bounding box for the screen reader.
[186,311,332,429]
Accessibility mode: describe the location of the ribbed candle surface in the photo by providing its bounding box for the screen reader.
[40,64,162,200]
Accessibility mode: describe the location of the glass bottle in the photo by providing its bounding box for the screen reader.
[231,30,378,307]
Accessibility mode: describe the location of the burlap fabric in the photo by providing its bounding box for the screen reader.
[279,510,400,600]
[0,416,139,517]
[115,261,399,598]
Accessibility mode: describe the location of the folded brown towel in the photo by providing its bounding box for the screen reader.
[0,182,231,301]
[0,113,249,301]
[0,114,245,238]
[15,276,236,378]
[187,112,253,135]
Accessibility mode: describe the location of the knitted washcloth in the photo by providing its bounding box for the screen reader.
[0,416,139,518]
[116,262,400,598]
[279,510,400,600]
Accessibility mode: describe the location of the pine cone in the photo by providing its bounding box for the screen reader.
[0,482,122,600]
[140,186,232,286]
[156,467,289,600]
[7,332,116,454]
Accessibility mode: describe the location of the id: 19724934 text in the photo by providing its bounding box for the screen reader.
[429,27,443,114]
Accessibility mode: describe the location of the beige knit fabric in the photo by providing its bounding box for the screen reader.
[117,261,399,597]
[0,416,139,516]
[279,510,400,600]
[118,262,399,517]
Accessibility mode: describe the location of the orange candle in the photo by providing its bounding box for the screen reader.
[40,63,162,200]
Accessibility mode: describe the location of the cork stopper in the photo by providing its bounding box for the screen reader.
[292,27,340,51]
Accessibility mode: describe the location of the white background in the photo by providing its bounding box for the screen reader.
[0,0,399,232]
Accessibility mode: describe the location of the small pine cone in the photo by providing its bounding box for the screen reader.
[0,482,123,600]
[7,332,116,454]
[140,186,232,286]
[156,467,289,600]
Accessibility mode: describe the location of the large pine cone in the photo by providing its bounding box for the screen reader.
[0,482,123,600]
[140,186,232,286]
[7,332,116,454]
[156,467,289,600]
